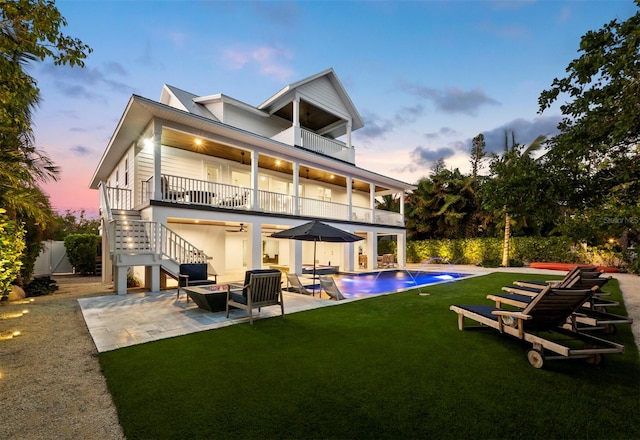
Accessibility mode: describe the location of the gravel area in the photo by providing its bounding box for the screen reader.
[0,276,124,440]
[0,271,638,440]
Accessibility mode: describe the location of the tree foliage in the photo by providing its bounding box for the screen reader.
[406,168,485,240]
[538,2,640,244]
[64,233,99,276]
[0,208,25,299]
[0,0,92,284]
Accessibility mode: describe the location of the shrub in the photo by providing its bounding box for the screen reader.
[0,209,26,300]
[407,236,609,267]
[64,233,100,275]
[24,276,59,297]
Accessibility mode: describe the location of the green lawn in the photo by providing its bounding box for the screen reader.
[99,273,640,440]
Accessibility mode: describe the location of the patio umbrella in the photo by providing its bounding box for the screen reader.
[270,220,364,294]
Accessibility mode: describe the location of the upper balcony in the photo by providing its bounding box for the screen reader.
[271,127,355,163]
[102,174,404,227]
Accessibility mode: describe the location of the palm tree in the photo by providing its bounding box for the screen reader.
[497,132,547,266]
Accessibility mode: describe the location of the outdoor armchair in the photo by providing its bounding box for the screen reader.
[226,269,284,324]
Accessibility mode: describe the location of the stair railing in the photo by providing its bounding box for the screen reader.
[112,219,207,264]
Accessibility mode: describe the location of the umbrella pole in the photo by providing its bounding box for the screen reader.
[313,240,317,296]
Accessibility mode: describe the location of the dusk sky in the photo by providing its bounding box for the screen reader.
[31,0,637,216]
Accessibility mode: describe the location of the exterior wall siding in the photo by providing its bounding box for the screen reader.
[298,76,350,120]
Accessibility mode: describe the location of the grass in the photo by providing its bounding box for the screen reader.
[99,273,640,440]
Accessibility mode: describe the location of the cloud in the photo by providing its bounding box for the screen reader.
[424,126,457,139]
[395,145,458,173]
[394,104,425,125]
[70,145,92,155]
[253,1,300,27]
[397,80,500,116]
[479,115,562,154]
[40,62,131,100]
[356,105,428,142]
[223,45,294,81]
[356,112,395,141]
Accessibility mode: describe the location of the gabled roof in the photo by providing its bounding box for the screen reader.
[160,84,219,121]
[258,68,364,131]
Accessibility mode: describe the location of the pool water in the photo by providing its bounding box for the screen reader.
[333,270,470,298]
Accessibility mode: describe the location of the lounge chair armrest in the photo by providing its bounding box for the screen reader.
[492,310,532,320]
[228,283,248,290]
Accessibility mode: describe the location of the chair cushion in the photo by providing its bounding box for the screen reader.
[229,291,248,305]
[239,269,281,296]
[180,263,207,281]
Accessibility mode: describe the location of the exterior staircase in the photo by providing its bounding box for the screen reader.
[99,182,208,294]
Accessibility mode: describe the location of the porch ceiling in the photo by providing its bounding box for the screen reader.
[162,128,381,193]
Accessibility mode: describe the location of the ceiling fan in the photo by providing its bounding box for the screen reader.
[226,223,246,233]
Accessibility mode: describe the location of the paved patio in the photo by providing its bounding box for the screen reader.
[78,265,640,353]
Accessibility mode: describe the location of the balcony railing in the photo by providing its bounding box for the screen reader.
[271,126,349,157]
[127,174,403,226]
[141,176,252,210]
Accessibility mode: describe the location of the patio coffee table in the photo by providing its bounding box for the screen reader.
[184,284,229,312]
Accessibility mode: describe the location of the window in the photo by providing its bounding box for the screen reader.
[124,158,129,186]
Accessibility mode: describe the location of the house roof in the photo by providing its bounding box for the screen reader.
[258,68,364,132]
[89,94,414,192]
[160,84,219,120]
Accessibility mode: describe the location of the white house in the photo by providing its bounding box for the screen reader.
[90,68,415,294]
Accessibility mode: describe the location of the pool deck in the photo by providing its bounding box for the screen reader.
[78,265,640,353]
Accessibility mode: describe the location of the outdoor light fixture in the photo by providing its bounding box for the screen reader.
[0,310,29,319]
[0,330,22,340]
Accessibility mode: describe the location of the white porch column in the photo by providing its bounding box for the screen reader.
[250,222,261,269]
[145,265,160,292]
[292,162,300,215]
[366,231,378,269]
[343,241,355,272]
[346,120,352,149]
[250,151,258,210]
[152,122,162,200]
[397,233,406,267]
[114,265,128,295]
[346,176,353,221]
[293,97,301,146]
[400,191,405,219]
[292,240,302,274]
[369,183,376,223]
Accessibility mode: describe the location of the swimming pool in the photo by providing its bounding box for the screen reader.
[332,270,470,298]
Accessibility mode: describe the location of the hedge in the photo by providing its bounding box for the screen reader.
[406,236,613,267]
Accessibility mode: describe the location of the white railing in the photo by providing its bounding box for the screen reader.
[130,174,404,226]
[113,219,207,263]
[105,186,133,210]
[257,189,295,215]
[299,197,349,220]
[141,175,252,210]
[373,210,404,226]
[300,128,347,155]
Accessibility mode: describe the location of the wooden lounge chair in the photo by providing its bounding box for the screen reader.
[286,273,316,296]
[226,269,284,325]
[502,275,617,309]
[319,275,346,301]
[450,286,625,368]
[487,286,633,334]
[513,265,598,289]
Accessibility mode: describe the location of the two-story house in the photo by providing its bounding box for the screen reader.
[90,68,415,294]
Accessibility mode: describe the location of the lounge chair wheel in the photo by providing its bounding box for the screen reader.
[586,353,603,366]
[527,349,545,369]
[602,324,616,335]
